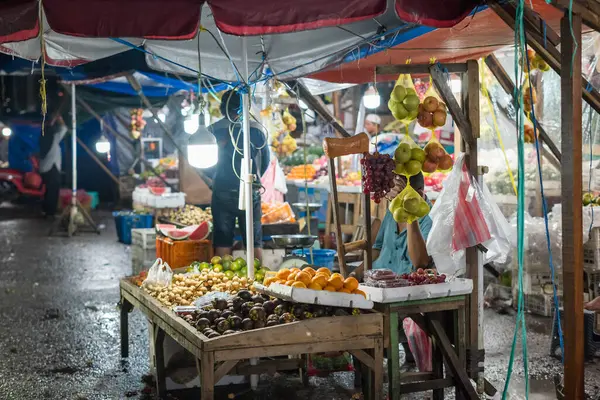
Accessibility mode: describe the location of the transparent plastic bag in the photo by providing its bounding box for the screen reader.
[392,135,425,177]
[388,182,430,224]
[426,153,512,276]
[261,202,296,224]
[142,258,173,289]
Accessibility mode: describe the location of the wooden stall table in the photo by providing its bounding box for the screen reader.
[119,278,385,400]
[361,281,476,400]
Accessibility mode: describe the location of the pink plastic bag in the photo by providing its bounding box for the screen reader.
[260,160,284,203]
[403,318,431,372]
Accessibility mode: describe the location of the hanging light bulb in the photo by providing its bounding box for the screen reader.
[187,113,218,169]
[1,127,12,137]
[95,135,111,153]
[184,116,200,135]
[363,85,381,109]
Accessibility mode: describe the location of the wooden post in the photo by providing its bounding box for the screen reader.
[560,11,585,399]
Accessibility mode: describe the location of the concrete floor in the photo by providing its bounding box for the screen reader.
[1,206,599,399]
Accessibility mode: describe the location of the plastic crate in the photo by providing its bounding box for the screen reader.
[513,271,562,295]
[291,249,336,270]
[156,236,213,269]
[131,246,156,275]
[113,211,154,245]
[131,228,157,250]
[587,270,600,299]
[514,291,563,317]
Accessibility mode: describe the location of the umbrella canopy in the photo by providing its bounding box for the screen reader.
[0,0,480,83]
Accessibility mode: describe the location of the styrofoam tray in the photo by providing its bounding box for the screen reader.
[359,278,473,303]
[254,283,374,310]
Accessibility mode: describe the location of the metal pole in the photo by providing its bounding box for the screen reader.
[241,38,255,280]
[71,83,77,204]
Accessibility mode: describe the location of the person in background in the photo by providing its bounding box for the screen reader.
[364,113,381,138]
[39,115,67,217]
[209,89,270,261]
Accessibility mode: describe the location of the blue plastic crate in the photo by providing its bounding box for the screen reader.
[113,211,153,244]
[88,191,99,210]
[291,249,337,270]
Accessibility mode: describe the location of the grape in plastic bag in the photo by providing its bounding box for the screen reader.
[142,258,173,289]
[422,135,453,173]
[388,70,420,131]
[388,182,430,224]
[393,135,425,177]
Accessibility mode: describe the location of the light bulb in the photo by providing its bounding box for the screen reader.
[184,117,199,135]
[95,135,111,153]
[1,127,11,137]
[187,144,218,168]
[363,86,381,109]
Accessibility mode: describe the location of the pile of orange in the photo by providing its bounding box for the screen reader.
[264,267,366,298]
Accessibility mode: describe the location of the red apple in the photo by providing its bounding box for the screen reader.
[422,96,439,112]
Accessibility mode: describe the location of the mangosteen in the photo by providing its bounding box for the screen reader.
[195,318,211,332]
[221,310,234,319]
[213,298,228,311]
[262,300,276,315]
[240,302,255,316]
[207,332,221,338]
[279,313,294,324]
[251,294,264,304]
[261,293,270,301]
[237,290,253,301]
[249,306,266,321]
[216,319,231,334]
[214,317,226,327]
[198,311,211,320]
[241,318,254,331]
[302,311,313,320]
[267,314,279,323]
[202,327,214,335]
[231,297,245,311]
[312,306,326,318]
[291,304,305,319]
[207,309,221,323]
[274,304,288,316]
[228,315,242,330]
[223,330,236,335]
[253,320,266,329]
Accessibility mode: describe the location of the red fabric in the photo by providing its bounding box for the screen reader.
[208,0,386,35]
[395,0,481,28]
[0,0,39,43]
[452,162,490,252]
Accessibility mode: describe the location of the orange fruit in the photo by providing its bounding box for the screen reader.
[285,280,295,286]
[302,266,317,277]
[316,267,331,276]
[277,268,291,280]
[308,282,322,290]
[292,281,307,289]
[330,272,343,280]
[264,277,277,286]
[311,274,328,288]
[295,271,312,286]
[338,288,352,294]
[353,289,367,298]
[287,272,298,282]
[277,279,287,285]
[327,275,344,290]
[343,277,359,291]
[323,285,337,292]
[290,267,302,274]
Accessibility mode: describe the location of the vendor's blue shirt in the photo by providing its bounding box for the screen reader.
[373,207,433,275]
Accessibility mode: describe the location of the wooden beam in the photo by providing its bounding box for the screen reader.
[489,0,600,115]
[484,55,562,162]
[376,63,468,75]
[549,0,600,32]
[560,11,585,399]
[429,64,474,146]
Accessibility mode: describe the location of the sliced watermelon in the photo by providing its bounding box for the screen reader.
[156,224,176,236]
[164,229,191,240]
[180,221,211,240]
[149,186,166,195]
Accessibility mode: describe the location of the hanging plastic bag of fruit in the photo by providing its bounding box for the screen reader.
[388,181,430,224]
[422,134,453,173]
[142,258,173,289]
[417,67,448,132]
[523,118,536,144]
[388,61,420,133]
[392,135,425,177]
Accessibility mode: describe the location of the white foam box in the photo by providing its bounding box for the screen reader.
[254,283,374,310]
[359,278,473,303]
[131,228,156,250]
[131,245,156,275]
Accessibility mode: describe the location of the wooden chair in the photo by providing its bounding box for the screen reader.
[323,133,373,277]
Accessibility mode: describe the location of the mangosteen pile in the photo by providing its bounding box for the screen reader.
[186,290,360,338]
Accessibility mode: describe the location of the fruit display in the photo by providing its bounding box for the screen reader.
[583,192,600,207]
[360,153,396,203]
[393,141,425,176]
[167,205,212,225]
[417,96,447,129]
[521,49,550,72]
[263,266,366,298]
[388,181,430,223]
[187,255,271,283]
[282,109,297,132]
[286,164,316,180]
[363,268,446,288]
[156,221,211,241]
[272,133,298,157]
[130,108,146,139]
[261,202,296,224]
[183,291,363,337]
[422,140,453,173]
[131,270,148,287]
[387,80,420,123]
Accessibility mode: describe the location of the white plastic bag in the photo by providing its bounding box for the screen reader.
[427,153,512,276]
[142,258,173,289]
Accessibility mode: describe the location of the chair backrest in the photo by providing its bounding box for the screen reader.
[322,133,373,277]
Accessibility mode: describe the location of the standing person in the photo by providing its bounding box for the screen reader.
[364,113,381,152]
[39,115,67,217]
[209,90,270,261]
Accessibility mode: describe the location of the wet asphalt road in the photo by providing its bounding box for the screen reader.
[1,206,600,399]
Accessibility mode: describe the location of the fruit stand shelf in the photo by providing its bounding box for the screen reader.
[254,283,374,309]
[119,278,384,400]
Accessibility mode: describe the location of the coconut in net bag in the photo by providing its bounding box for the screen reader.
[388,70,420,133]
[392,135,425,177]
[388,181,430,224]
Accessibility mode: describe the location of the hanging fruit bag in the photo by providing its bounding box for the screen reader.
[388,63,420,133]
[423,134,454,173]
[388,181,430,224]
[392,135,425,177]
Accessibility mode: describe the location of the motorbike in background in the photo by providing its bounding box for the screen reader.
[0,156,45,204]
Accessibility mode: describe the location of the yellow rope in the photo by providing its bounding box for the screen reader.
[481,59,518,196]
[38,1,47,135]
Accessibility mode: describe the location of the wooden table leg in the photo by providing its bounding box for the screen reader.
[120,298,132,358]
[387,310,401,400]
[431,314,444,400]
[201,352,215,400]
[154,326,167,399]
[372,338,384,400]
[455,306,467,400]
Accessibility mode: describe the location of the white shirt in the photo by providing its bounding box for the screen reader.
[40,124,67,173]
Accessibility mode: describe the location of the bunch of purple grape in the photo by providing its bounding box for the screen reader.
[360,152,396,203]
